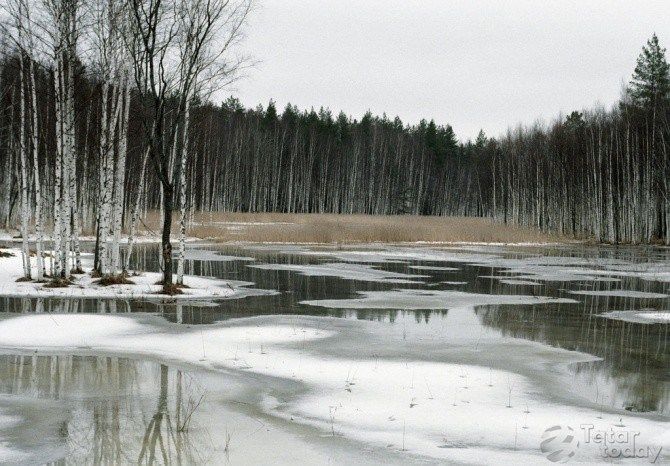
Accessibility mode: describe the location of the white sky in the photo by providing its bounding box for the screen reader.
[232,0,670,141]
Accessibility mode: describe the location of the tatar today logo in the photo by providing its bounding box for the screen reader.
[541,424,663,463]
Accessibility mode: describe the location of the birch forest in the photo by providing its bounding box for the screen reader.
[0,0,668,292]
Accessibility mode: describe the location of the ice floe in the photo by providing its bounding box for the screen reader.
[599,310,670,324]
[301,289,576,309]
[249,262,427,284]
[568,290,669,299]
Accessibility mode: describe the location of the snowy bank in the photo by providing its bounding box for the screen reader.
[0,248,238,301]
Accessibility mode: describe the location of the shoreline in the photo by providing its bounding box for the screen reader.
[0,247,242,302]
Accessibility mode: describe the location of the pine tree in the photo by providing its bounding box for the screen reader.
[628,33,670,109]
[475,129,487,148]
[565,111,585,130]
[263,99,278,127]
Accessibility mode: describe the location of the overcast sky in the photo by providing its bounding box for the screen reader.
[232,0,670,140]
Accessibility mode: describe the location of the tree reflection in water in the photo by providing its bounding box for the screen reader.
[0,354,213,464]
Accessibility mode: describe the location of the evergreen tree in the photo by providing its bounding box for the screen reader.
[222,95,244,113]
[263,99,278,127]
[336,111,350,142]
[475,129,488,148]
[628,33,670,109]
[565,111,585,130]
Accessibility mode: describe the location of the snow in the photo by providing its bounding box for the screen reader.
[638,311,670,321]
[408,265,459,271]
[0,413,27,463]
[499,279,542,286]
[0,248,240,301]
[298,247,498,264]
[301,289,577,309]
[0,313,666,464]
[568,290,669,299]
[249,262,427,284]
[599,310,670,324]
[181,248,255,262]
[265,244,670,283]
[0,231,198,245]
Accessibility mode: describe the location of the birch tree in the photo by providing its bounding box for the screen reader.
[128,0,252,292]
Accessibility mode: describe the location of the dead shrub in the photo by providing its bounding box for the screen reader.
[44,277,72,288]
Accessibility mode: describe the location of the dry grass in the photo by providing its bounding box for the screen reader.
[142,211,568,244]
[156,283,185,295]
[94,275,135,286]
[44,277,73,288]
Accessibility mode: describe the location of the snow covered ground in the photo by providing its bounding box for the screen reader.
[0,248,239,301]
[0,313,666,464]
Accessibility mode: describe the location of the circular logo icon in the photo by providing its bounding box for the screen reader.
[541,425,580,462]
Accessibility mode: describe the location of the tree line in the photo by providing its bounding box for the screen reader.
[0,15,668,292]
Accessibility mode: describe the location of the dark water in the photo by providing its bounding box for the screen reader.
[0,242,668,463]
[0,353,224,464]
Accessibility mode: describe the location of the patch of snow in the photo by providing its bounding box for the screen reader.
[301,289,576,309]
[599,310,670,324]
[499,279,542,286]
[180,248,255,262]
[568,290,669,299]
[408,265,459,271]
[299,248,499,264]
[0,248,239,301]
[248,263,427,284]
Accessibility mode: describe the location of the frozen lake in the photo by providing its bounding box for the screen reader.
[0,243,668,464]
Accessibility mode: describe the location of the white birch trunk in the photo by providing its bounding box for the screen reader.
[176,97,191,285]
[124,146,150,273]
[67,50,81,273]
[29,57,44,281]
[97,82,112,275]
[18,51,31,279]
[111,73,130,275]
[61,53,72,280]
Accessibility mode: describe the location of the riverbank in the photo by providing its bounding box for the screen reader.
[0,248,238,301]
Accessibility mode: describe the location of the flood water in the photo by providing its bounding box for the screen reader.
[0,242,668,464]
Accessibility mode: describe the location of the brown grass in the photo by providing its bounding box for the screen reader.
[141,211,568,244]
[0,250,14,258]
[44,277,73,288]
[95,275,135,286]
[155,283,184,295]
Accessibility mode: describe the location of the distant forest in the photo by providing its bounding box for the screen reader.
[0,34,668,244]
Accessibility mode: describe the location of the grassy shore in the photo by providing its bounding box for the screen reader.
[142,211,568,244]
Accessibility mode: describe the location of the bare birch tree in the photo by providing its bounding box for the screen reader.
[128,0,252,292]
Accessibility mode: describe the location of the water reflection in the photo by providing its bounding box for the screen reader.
[0,354,212,464]
[0,243,667,418]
